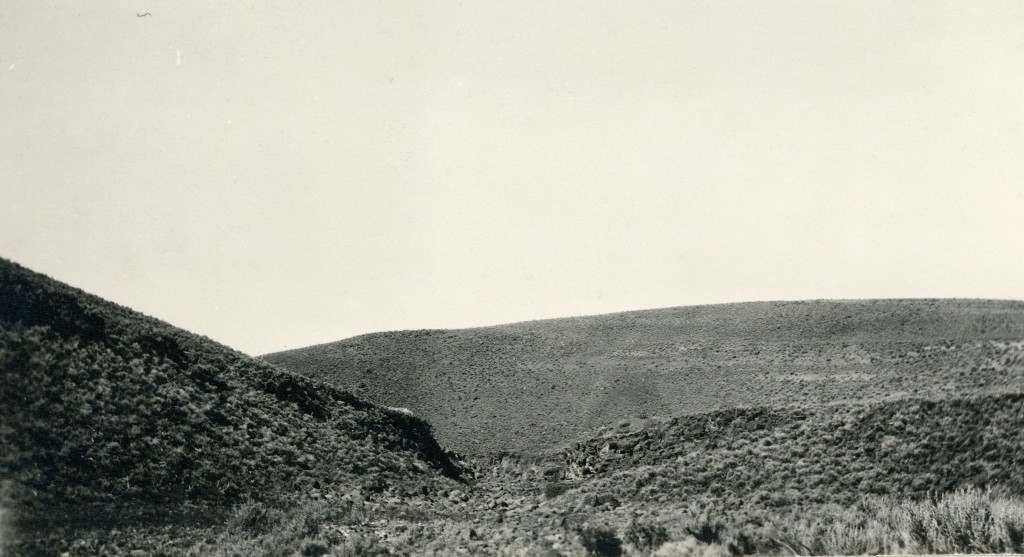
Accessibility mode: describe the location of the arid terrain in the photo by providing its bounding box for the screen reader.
[3,258,1024,556]
[265,300,1024,454]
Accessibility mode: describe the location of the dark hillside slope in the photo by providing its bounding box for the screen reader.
[0,258,460,536]
[266,300,1024,454]
[460,392,1024,556]
[559,392,1024,509]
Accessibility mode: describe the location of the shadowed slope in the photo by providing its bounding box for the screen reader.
[266,299,1024,455]
[0,258,461,542]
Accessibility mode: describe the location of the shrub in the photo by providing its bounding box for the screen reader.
[625,520,669,551]
[687,520,724,545]
[578,525,623,556]
[743,488,1024,555]
[543,481,570,499]
[224,502,284,535]
[887,487,1024,554]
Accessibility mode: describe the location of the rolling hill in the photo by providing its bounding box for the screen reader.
[265,300,1024,455]
[0,258,462,553]
[4,256,1024,556]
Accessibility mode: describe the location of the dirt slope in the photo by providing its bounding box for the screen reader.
[265,299,1024,455]
[0,258,461,544]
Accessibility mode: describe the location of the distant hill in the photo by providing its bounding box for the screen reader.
[0,258,461,542]
[265,300,1024,455]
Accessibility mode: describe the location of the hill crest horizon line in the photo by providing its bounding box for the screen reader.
[261,297,1024,357]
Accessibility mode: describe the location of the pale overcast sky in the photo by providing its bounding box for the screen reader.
[2,1,1023,355]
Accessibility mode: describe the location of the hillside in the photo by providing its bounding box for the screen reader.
[265,300,1024,454]
[0,258,462,553]
[446,391,1024,556]
[3,256,1024,556]
[178,391,1024,556]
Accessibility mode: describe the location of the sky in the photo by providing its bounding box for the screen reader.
[2,1,1023,355]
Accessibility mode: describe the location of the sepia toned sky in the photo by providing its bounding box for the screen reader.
[2,1,1023,355]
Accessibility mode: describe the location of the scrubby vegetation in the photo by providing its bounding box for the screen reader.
[388,391,1023,555]
[560,394,1024,506]
[265,299,1024,454]
[77,404,1019,556]
[3,257,1023,555]
[82,392,1016,556]
[0,259,462,553]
